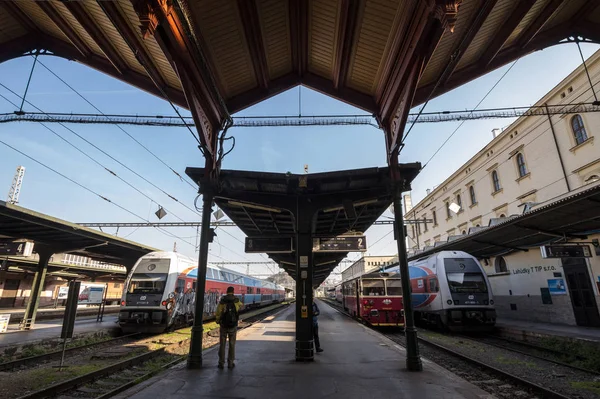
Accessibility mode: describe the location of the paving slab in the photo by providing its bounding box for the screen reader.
[114,300,493,399]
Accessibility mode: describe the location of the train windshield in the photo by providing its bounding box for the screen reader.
[446,273,487,293]
[362,279,385,296]
[385,279,403,296]
[444,257,488,293]
[128,273,168,294]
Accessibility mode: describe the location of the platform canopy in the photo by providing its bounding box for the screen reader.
[409,182,600,260]
[186,165,421,285]
[2,1,599,167]
[0,200,157,268]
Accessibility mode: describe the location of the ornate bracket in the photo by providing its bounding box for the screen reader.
[434,0,462,33]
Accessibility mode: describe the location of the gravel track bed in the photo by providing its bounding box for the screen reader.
[419,331,600,399]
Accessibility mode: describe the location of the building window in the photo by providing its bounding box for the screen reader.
[423,216,428,232]
[469,186,476,205]
[516,153,527,177]
[411,225,415,238]
[491,170,501,192]
[494,256,508,273]
[446,202,451,219]
[456,194,462,210]
[461,230,466,235]
[432,210,437,225]
[571,114,588,145]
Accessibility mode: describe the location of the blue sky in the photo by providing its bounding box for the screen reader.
[0,42,598,280]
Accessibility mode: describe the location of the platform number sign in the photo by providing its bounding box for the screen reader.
[313,236,367,252]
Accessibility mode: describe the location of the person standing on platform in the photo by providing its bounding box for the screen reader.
[313,299,324,353]
[216,286,242,369]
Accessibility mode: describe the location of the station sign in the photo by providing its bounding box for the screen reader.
[540,244,592,259]
[245,237,293,253]
[0,241,33,257]
[313,236,367,252]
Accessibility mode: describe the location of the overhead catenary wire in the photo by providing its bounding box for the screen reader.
[0,81,203,220]
[33,57,198,190]
[0,91,197,233]
[421,59,520,169]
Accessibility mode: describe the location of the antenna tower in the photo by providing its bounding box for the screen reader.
[7,166,25,204]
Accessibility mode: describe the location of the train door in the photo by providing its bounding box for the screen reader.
[0,278,20,307]
[562,258,600,327]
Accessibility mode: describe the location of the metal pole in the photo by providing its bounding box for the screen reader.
[59,337,68,371]
[18,55,38,114]
[187,192,213,369]
[393,188,422,371]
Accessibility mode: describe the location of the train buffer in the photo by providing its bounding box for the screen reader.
[112,300,490,399]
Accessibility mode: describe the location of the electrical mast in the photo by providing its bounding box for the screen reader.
[7,166,25,205]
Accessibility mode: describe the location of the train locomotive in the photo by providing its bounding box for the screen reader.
[389,250,496,331]
[341,270,405,326]
[118,251,285,333]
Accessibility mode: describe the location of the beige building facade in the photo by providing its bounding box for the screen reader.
[405,50,600,326]
[341,255,398,282]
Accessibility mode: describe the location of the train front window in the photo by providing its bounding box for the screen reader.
[362,279,385,296]
[128,273,168,294]
[385,279,402,296]
[446,273,487,293]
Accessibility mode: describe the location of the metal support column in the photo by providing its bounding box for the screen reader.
[187,191,214,369]
[393,189,422,371]
[21,251,52,330]
[295,198,314,361]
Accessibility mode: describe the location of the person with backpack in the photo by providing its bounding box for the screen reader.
[215,286,242,369]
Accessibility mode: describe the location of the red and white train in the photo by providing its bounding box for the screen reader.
[339,270,405,326]
[118,251,286,333]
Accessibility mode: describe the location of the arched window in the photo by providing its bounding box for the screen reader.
[516,153,527,177]
[456,194,462,209]
[492,170,501,192]
[495,256,508,273]
[469,186,476,205]
[446,202,451,219]
[432,210,437,225]
[571,114,588,145]
[500,214,506,218]
[461,230,466,235]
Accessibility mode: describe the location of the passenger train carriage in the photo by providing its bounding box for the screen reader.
[389,250,496,331]
[341,271,404,326]
[119,252,285,333]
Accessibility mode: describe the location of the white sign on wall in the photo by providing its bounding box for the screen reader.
[0,314,10,333]
[56,283,106,304]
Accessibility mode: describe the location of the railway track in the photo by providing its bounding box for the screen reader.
[321,299,599,399]
[9,302,291,399]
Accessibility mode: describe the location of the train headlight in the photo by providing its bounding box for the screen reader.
[121,300,126,306]
[490,300,494,305]
[446,300,453,305]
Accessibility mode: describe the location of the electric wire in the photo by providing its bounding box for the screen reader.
[421,59,520,169]
[0,81,203,220]
[0,92,198,232]
[34,57,198,190]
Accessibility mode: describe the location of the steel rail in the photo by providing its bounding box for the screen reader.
[14,302,292,399]
[0,333,140,372]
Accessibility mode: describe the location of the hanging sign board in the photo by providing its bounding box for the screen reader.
[245,237,293,253]
[540,245,592,259]
[312,236,367,252]
[0,241,34,257]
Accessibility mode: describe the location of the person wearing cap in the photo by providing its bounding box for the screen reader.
[215,286,242,369]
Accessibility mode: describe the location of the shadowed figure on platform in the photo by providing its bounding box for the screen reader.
[313,299,323,353]
[215,286,242,369]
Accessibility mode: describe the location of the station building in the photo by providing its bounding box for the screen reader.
[0,253,126,308]
[405,50,600,327]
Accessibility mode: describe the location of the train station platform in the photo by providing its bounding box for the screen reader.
[0,315,119,348]
[115,300,491,399]
[496,318,600,343]
[0,305,120,324]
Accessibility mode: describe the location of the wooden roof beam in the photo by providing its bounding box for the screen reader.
[237,0,269,90]
[478,0,536,67]
[289,0,308,77]
[1,2,39,32]
[516,0,564,48]
[63,1,127,74]
[97,1,168,92]
[37,2,91,58]
[333,0,360,89]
